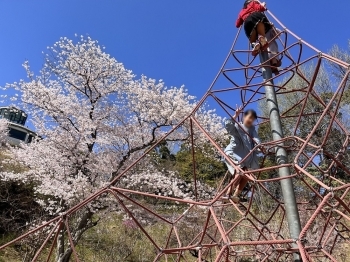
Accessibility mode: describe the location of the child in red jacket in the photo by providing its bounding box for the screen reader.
[236,0,270,54]
[236,0,281,73]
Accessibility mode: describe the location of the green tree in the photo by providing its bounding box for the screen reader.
[175,143,226,185]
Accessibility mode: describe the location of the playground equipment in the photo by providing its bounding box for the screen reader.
[1,8,350,262]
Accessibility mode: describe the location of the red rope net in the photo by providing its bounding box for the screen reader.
[1,10,350,262]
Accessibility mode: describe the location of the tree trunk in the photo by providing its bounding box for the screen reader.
[58,248,73,262]
[56,210,95,262]
[56,228,66,262]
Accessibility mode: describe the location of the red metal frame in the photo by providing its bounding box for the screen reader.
[1,9,350,262]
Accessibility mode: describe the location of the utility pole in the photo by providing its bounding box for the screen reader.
[259,51,302,261]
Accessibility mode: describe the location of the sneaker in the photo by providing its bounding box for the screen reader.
[231,195,240,203]
[221,195,231,203]
[272,67,279,76]
[271,58,282,67]
[271,58,281,75]
[222,194,241,203]
[222,194,246,204]
[251,42,261,56]
[258,36,268,49]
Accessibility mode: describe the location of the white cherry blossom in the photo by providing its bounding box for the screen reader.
[1,36,225,261]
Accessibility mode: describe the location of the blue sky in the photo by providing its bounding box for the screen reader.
[0,0,349,127]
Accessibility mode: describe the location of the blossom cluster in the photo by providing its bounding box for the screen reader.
[120,170,215,200]
[0,118,8,145]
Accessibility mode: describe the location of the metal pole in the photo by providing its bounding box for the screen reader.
[259,51,302,262]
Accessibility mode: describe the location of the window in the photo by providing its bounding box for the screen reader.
[8,128,27,141]
[0,108,27,125]
[9,112,16,122]
[8,111,27,125]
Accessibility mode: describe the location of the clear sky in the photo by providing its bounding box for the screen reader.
[0,1,349,123]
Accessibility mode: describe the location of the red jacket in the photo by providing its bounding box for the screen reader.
[236,1,267,28]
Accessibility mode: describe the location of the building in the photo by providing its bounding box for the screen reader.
[0,106,36,146]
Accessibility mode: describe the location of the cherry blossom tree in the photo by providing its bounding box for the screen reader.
[2,36,225,261]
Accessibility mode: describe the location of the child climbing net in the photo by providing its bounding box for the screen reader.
[222,105,263,203]
[236,0,282,75]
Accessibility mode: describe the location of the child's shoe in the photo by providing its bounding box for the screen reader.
[251,42,261,56]
[271,57,282,67]
[221,194,240,204]
[221,195,231,203]
[271,58,281,75]
[258,36,268,49]
[232,189,243,204]
[231,195,240,203]
[272,67,279,76]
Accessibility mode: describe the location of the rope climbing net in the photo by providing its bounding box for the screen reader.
[1,9,350,262]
